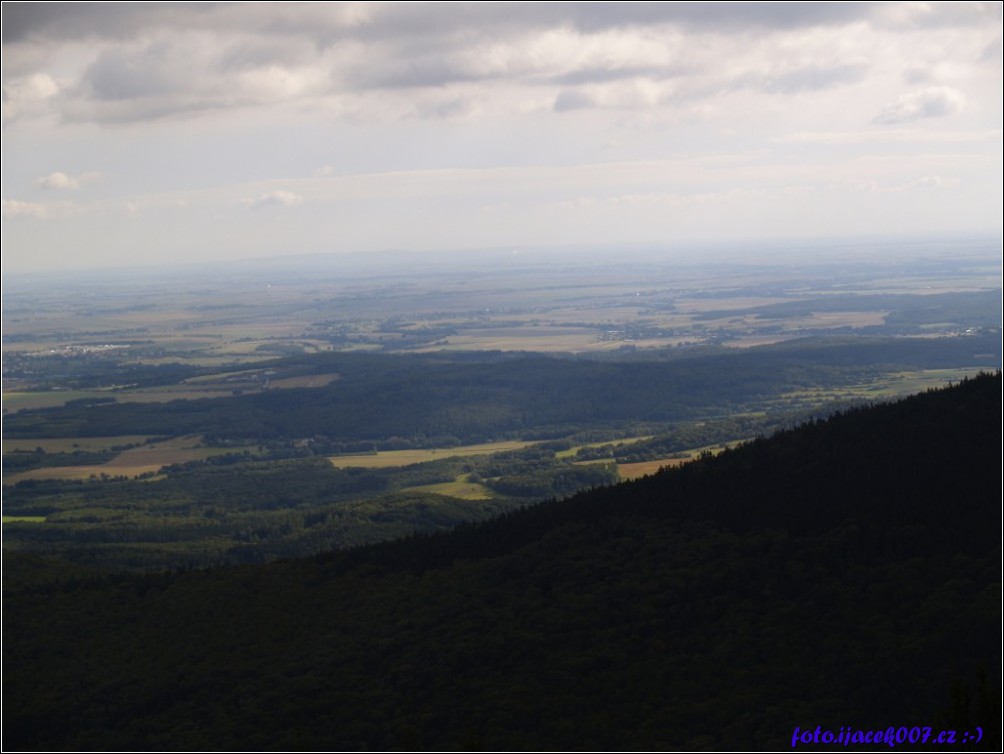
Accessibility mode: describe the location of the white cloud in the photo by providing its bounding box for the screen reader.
[906,175,962,190]
[1,4,1000,272]
[231,64,325,100]
[1,199,48,218]
[1,72,60,122]
[245,190,303,210]
[874,86,967,123]
[852,175,965,194]
[780,128,1001,145]
[36,171,101,190]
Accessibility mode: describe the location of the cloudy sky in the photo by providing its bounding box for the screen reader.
[2,1,1001,272]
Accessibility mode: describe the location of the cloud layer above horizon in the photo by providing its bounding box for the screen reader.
[2,1,1001,271]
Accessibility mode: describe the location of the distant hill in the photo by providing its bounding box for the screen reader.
[3,372,1000,751]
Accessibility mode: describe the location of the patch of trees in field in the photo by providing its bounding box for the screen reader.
[2,448,119,471]
[573,414,768,462]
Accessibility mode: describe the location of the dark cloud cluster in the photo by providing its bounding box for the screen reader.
[873,86,967,124]
[1,2,212,43]
[84,41,192,101]
[561,1,876,33]
[551,64,687,87]
[353,55,495,91]
[761,62,869,94]
[1,1,882,46]
[5,2,996,49]
[2,2,998,127]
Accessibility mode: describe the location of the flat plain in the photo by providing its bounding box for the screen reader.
[5,240,998,375]
[2,238,1000,570]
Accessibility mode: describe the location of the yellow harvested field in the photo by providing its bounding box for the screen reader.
[436,331,603,352]
[99,445,210,468]
[330,440,536,468]
[267,373,341,389]
[724,335,798,348]
[617,457,692,480]
[4,464,158,483]
[617,440,746,480]
[789,311,888,329]
[182,368,262,383]
[2,435,257,484]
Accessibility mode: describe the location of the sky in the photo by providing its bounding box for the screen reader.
[1,1,1001,273]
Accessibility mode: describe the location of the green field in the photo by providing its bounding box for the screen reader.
[2,435,154,453]
[3,390,114,412]
[775,368,987,407]
[865,368,989,396]
[400,475,497,500]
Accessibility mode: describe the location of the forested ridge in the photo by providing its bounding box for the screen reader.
[3,373,1000,751]
[4,334,997,442]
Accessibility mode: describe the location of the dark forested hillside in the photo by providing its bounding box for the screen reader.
[3,373,1000,751]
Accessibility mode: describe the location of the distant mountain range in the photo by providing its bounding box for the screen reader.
[3,372,999,751]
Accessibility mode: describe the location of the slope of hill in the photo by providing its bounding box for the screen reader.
[3,373,1000,751]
